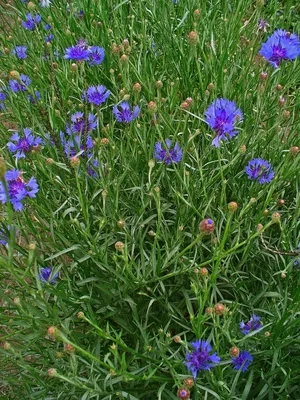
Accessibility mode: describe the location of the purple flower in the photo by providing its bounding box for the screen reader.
[0,169,39,211]
[88,46,105,66]
[245,158,275,184]
[232,351,253,372]
[28,90,41,104]
[7,128,43,159]
[84,85,111,106]
[44,24,51,31]
[205,98,243,147]
[113,102,140,123]
[38,267,58,284]
[77,39,89,50]
[240,314,263,335]
[154,139,182,165]
[68,112,98,135]
[185,340,220,379]
[0,225,13,245]
[12,46,27,59]
[9,74,31,92]
[257,18,269,32]
[46,34,54,43]
[22,13,41,30]
[259,30,300,68]
[64,45,90,61]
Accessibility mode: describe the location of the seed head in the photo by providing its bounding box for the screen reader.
[228,201,238,213]
[199,218,215,235]
[115,241,125,251]
[101,138,109,146]
[187,31,199,45]
[180,101,190,110]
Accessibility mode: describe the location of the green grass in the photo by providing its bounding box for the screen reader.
[0,0,299,398]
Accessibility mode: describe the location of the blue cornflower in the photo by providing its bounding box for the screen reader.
[77,38,89,50]
[7,128,43,159]
[0,169,39,211]
[64,46,90,61]
[12,46,27,59]
[40,0,51,7]
[260,29,300,68]
[205,98,243,147]
[83,85,111,106]
[22,13,41,30]
[68,112,98,135]
[9,74,31,92]
[240,314,263,335]
[88,46,105,66]
[231,351,253,372]
[0,226,13,246]
[245,158,275,184]
[46,34,54,43]
[185,340,220,379]
[154,139,182,165]
[44,24,51,31]
[38,267,58,284]
[0,92,6,110]
[113,102,140,123]
[28,90,41,104]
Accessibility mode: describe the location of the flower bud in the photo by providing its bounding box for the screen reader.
[228,201,238,213]
[71,63,78,72]
[289,146,299,156]
[265,331,271,337]
[239,145,246,154]
[9,70,20,79]
[77,311,85,319]
[180,101,190,110]
[156,80,163,89]
[199,267,208,276]
[184,377,194,388]
[133,82,141,93]
[229,346,239,357]
[64,343,75,353]
[3,342,11,350]
[4,48,9,55]
[70,156,80,168]
[13,297,20,306]
[271,212,280,224]
[281,272,286,278]
[277,199,284,206]
[214,303,225,315]
[46,158,54,165]
[115,241,125,251]
[207,83,215,90]
[284,110,290,118]
[279,97,285,106]
[123,94,130,101]
[187,31,199,45]
[47,368,57,377]
[120,54,128,64]
[177,388,190,399]
[174,335,181,343]
[263,209,269,216]
[148,101,157,113]
[117,219,125,229]
[47,326,59,338]
[56,352,63,359]
[205,307,213,314]
[277,84,283,91]
[259,71,268,80]
[199,218,215,235]
[27,1,35,10]
[194,9,200,19]
[257,223,263,232]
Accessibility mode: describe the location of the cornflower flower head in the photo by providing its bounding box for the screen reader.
[113,102,140,123]
[40,0,51,7]
[64,46,90,61]
[245,158,275,184]
[83,85,111,106]
[0,92,6,110]
[259,29,300,68]
[7,128,43,159]
[28,90,41,104]
[185,340,220,379]
[231,351,253,372]
[257,18,269,32]
[12,46,27,59]
[240,314,263,335]
[22,13,41,30]
[77,38,89,50]
[0,226,13,246]
[68,112,98,135]
[9,74,31,92]
[205,98,243,147]
[0,169,39,211]
[154,139,182,165]
[46,34,54,43]
[38,267,58,284]
[88,46,105,66]
[44,24,51,31]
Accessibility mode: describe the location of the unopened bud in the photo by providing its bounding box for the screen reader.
[187,31,199,45]
[257,223,263,232]
[148,101,157,113]
[0,158,6,180]
[205,307,213,314]
[174,335,181,343]
[180,101,190,110]
[194,9,201,19]
[3,342,11,350]
[289,146,299,156]
[9,70,20,79]
[71,63,78,72]
[279,97,285,106]
[263,209,269,216]
[228,201,238,213]
[117,219,125,229]
[27,1,35,10]
[64,343,75,353]
[265,331,271,337]
[156,80,163,89]
[29,243,36,251]
[271,212,280,223]
[46,158,54,165]
[199,267,208,276]
[259,71,268,80]
[214,303,225,315]
[277,199,284,206]
[47,368,57,377]
[281,272,286,278]
[56,352,63,359]
[13,297,20,306]
[277,84,283,91]
[77,311,85,319]
[115,241,125,251]
[229,346,239,357]
[177,388,190,399]
[239,145,246,154]
[47,326,59,338]
[120,54,128,64]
